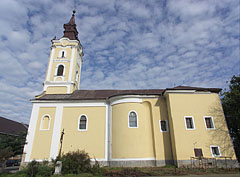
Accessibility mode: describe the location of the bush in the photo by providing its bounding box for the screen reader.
[60,150,91,174]
[25,160,39,177]
[19,160,54,177]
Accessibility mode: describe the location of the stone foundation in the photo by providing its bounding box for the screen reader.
[176,159,239,168]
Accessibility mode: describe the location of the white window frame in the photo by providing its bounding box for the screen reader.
[159,120,168,132]
[40,114,51,131]
[58,50,67,58]
[184,116,196,130]
[204,116,215,130]
[128,110,138,128]
[210,145,221,157]
[78,114,88,131]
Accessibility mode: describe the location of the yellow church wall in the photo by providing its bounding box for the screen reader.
[30,107,56,160]
[46,86,67,94]
[60,106,106,159]
[166,93,236,161]
[111,102,155,159]
[142,98,173,162]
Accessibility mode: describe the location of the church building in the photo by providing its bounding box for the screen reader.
[22,12,238,167]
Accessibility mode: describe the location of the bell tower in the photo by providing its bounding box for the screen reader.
[43,11,83,94]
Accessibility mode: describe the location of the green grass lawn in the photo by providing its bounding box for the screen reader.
[0,166,239,177]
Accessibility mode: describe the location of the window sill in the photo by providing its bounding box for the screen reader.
[185,128,196,130]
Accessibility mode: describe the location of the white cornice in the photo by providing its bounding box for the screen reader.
[30,102,106,107]
[44,81,74,85]
[31,100,106,104]
[163,90,212,96]
[108,94,160,105]
[52,37,79,44]
[164,90,196,96]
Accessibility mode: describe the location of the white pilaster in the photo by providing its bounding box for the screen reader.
[108,104,112,161]
[105,103,109,161]
[49,105,63,160]
[24,104,39,162]
[68,47,76,82]
[46,47,55,81]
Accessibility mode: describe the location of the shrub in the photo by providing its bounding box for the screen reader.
[19,160,54,177]
[60,150,91,174]
[25,160,39,177]
[36,163,54,177]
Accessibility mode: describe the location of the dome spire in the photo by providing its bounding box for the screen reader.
[63,10,79,41]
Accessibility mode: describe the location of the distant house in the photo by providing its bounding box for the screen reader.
[0,116,27,136]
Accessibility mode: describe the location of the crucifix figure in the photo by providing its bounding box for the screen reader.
[58,129,65,158]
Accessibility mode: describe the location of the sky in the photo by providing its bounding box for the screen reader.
[0,0,239,124]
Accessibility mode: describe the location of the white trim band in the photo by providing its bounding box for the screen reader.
[111,158,156,161]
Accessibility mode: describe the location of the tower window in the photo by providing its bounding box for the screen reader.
[184,116,195,130]
[40,115,50,130]
[58,50,66,58]
[78,115,87,131]
[128,111,138,128]
[57,65,64,76]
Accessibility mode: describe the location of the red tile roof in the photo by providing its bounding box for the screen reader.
[165,86,221,93]
[35,86,221,101]
[36,89,164,100]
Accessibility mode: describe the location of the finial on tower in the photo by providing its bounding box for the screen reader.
[62,11,79,41]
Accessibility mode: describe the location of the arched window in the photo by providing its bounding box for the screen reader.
[58,50,66,58]
[128,111,138,128]
[57,65,64,76]
[41,115,50,130]
[79,115,87,131]
[61,51,65,58]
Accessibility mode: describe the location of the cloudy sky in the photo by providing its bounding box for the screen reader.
[0,0,239,124]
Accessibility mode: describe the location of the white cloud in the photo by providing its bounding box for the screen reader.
[0,0,239,124]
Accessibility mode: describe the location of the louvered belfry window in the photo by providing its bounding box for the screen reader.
[57,65,64,76]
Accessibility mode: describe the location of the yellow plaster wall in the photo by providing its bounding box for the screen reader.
[30,107,56,160]
[166,93,236,160]
[60,106,106,159]
[143,98,172,161]
[111,102,155,159]
[46,86,67,94]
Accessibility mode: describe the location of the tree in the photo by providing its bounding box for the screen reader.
[221,74,240,162]
[0,131,26,172]
[0,131,26,156]
[0,147,14,172]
